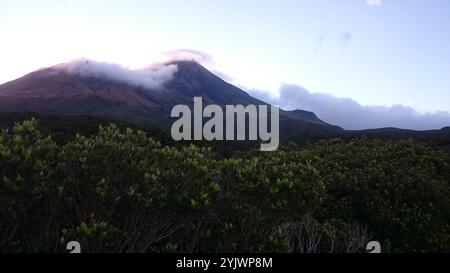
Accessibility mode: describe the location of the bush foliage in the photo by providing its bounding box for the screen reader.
[1,119,449,252]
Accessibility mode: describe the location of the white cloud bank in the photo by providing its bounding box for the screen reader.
[56,59,178,90]
[250,84,450,130]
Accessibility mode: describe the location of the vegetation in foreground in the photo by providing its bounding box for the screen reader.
[1,119,450,253]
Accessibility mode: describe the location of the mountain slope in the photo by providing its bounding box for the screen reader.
[0,60,342,141]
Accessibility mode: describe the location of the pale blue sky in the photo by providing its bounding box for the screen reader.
[1,0,450,114]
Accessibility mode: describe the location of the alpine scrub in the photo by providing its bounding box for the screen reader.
[1,119,450,253]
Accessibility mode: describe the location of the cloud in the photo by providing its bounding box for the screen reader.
[56,59,178,90]
[340,32,352,42]
[250,84,450,130]
[160,49,233,81]
[162,49,214,65]
[366,0,382,6]
[313,35,325,55]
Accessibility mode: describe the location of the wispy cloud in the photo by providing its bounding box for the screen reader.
[366,0,382,6]
[340,32,352,42]
[159,49,233,82]
[56,59,178,90]
[162,49,214,65]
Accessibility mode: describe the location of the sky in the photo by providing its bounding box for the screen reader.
[1,0,450,129]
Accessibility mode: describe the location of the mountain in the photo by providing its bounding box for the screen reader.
[0,60,342,142]
[0,63,167,127]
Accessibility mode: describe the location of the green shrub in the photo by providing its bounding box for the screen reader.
[1,120,450,253]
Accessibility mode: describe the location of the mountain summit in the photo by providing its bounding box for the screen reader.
[0,60,342,141]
